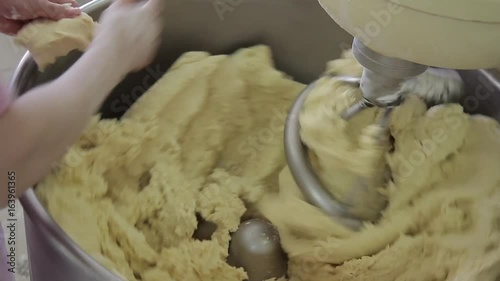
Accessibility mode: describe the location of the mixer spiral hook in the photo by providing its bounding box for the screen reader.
[284,74,399,230]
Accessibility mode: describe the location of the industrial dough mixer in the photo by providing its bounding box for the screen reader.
[10,1,500,281]
[225,1,500,279]
[284,0,500,230]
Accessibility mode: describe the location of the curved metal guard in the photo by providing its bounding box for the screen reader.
[284,75,397,230]
[284,78,364,231]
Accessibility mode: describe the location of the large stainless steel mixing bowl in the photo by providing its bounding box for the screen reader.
[10,0,500,280]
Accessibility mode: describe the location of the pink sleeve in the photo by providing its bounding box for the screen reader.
[0,82,12,116]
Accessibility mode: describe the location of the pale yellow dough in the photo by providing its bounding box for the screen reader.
[14,13,97,71]
[37,46,500,281]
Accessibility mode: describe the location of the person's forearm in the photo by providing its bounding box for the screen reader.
[0,44,128,207]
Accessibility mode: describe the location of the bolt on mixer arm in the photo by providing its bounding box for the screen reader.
[352,38,428,107]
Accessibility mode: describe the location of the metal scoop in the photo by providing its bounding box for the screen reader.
[194,217,288,281]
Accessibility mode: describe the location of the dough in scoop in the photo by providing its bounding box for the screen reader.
[14,13,97,71]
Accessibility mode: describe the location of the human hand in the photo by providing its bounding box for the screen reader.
[90,0,162,73]
[0,0,81,35]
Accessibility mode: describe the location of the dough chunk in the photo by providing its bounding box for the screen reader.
[14,13,97,71]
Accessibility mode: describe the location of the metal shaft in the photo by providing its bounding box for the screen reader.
[352,38,428,106]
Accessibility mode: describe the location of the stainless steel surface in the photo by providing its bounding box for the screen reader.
[287,75,392,225]
[284,80,364,230]
[352,38,428,106]
[285,75,389,226]
[227,219,287,281]
[359,68,405,105]
[284,76,391,227]
[76,0,94,5]
[352,38,429,79]
[9,0,500,280]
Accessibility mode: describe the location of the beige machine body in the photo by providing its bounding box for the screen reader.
[318,0,500,70]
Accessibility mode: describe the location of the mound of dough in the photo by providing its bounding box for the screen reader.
[14,13,97,71]
[37,45,302,281]
[259,53,500,280]
[36,46,500,281]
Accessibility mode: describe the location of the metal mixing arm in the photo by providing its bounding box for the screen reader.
[352,38,428,107]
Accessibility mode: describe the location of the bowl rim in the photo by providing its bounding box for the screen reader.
[11,0,125,279]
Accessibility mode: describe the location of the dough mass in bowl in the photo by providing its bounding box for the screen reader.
[36,46,500,281]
